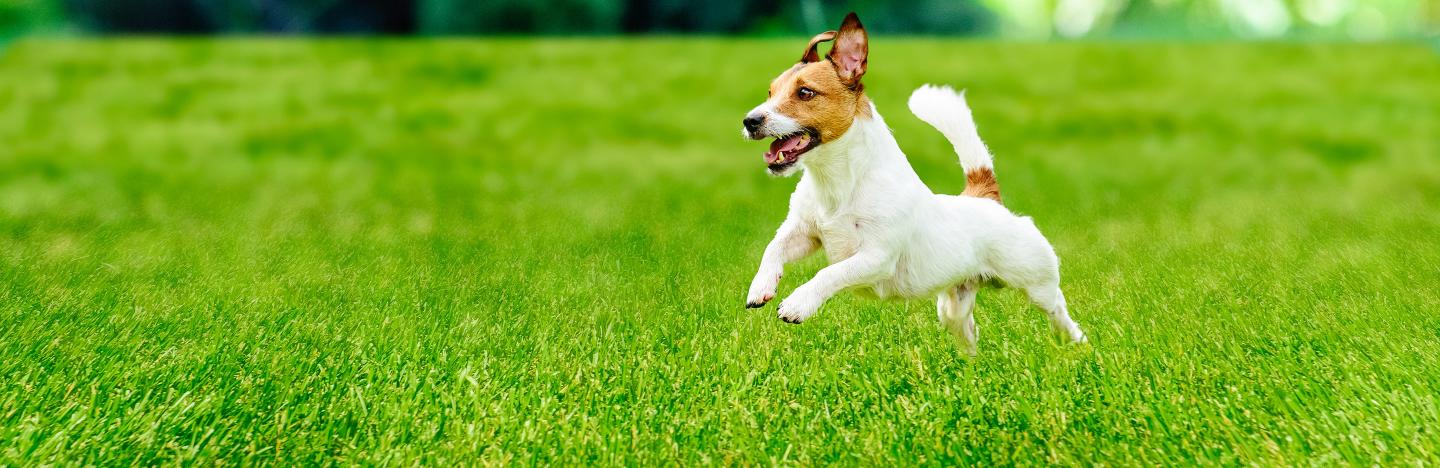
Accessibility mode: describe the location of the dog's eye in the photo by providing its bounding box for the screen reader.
[797,87,816,101]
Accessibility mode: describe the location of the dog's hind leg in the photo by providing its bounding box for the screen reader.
[1024,282,1088,344]
[936,282,980,356]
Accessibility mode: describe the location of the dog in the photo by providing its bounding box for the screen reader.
[741,12,1087,355]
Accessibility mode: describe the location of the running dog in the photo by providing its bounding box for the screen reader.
[741,13,1087,354]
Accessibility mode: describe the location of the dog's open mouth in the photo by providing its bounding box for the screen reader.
[765,131,820,171]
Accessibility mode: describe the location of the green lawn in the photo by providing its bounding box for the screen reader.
[2,38,1439,464]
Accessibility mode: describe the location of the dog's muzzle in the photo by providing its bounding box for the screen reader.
[742,113,767,139]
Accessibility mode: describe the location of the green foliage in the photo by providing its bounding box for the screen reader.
[0,2,18,30]
[64,0,207,32]
[5,0,1437,38]
[0,0,62,38]
[845,0,995,34]
[414,0,993,35]
[419,0,624,34]
[1,38,1439,463]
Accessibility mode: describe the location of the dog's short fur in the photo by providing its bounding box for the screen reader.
[741,13,1087,355]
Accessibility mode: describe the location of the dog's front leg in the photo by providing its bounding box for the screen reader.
[746,219,818,308]
[777,250,892,324]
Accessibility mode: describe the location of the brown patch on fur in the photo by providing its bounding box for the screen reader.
[963,168,1002,203]
[767,62,868,142]
[801,31,837,63]
[764,14,871,144]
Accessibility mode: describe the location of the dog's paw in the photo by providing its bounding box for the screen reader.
[776,293,820,324]
[1051,322,1089,345]
[745,271,781,308]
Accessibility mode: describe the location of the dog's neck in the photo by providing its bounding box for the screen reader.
[800,103,926,211]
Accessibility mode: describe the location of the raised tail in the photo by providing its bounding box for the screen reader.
[907,84,1001,203]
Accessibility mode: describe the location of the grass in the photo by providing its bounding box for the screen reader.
[1,37,1439,464]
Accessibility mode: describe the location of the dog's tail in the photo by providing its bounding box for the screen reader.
[908,84,1001,203]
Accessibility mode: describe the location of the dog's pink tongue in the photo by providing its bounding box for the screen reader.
[765,136,804,164]
[773,135,804,152]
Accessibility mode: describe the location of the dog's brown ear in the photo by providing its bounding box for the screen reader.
[801,30,837,63]
[828,12,868,86]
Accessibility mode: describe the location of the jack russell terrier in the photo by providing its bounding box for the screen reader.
[741,13,1087,355]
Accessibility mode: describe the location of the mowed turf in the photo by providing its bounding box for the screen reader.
[1,37,1439,464]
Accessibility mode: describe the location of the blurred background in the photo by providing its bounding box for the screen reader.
[1,0,1437,41]
[3,0,1440,464]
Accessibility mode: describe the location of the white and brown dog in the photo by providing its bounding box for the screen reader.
[741,13,1087,354]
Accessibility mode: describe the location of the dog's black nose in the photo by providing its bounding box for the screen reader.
[743,115,764,133]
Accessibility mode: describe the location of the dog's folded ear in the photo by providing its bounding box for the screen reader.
[828,12,868,87]
[801,30,836,63]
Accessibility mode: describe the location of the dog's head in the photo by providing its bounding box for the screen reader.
[742,12,870,176]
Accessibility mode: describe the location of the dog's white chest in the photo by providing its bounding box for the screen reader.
[815,215,863,263]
